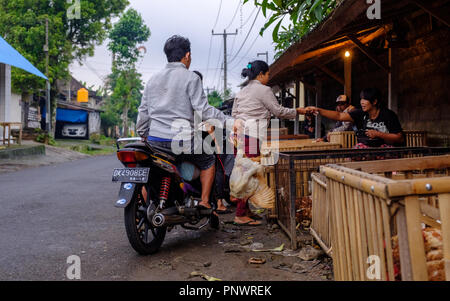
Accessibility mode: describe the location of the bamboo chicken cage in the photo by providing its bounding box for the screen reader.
[260,139,341,218]
[275,147,450,250]
[329,131,357,149]
[321,155,450,281]
[328,130,427,148]
[404,130,427,147]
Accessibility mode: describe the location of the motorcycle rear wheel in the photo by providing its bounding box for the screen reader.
[124,187,166,255]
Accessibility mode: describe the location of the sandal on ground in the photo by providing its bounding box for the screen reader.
[217,208,233,214]
[233,219,262,226]
[247,212,263,220]
[197,204,213,214]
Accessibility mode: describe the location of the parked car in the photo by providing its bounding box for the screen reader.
[62,124,87,138]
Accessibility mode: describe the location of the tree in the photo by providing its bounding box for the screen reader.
[208,91,223,108]
[207,88,232,108]
[106,8,150,137]
[0,0,129,134]
[244,0,339,58]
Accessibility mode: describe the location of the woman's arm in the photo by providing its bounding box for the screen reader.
[366,130,403,145]
[260,88,297,119]
[316,107,354,122]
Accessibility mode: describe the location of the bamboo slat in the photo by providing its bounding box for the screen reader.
[439,193,450,281]
[405,195,428,281]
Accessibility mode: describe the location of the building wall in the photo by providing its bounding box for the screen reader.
[320,15,449,146]
[10,93,22,123]
[395,18,450,146]
[88,111,101,137]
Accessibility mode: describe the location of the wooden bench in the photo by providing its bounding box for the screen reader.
[0,122,23,147]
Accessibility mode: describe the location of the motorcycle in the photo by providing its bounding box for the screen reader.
[112,137,219,255]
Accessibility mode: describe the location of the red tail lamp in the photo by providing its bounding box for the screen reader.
[117,151,149,165]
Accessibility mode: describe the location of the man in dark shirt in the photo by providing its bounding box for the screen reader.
[306,88,404,147]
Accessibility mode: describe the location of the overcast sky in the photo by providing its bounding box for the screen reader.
[69,0,277,95]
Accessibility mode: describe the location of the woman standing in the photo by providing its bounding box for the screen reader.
[231,60,309,226]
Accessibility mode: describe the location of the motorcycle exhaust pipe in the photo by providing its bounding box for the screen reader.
[152,213,187,227]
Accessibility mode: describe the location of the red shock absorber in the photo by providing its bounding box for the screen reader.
[159,177,171,208]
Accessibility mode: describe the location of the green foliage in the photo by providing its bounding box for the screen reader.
[0,0,129,94]
[207,89,232,108]
[243,0,339,58]
[108,8,150,69]
[36,132,56,146]
[90,133,114,146]
[208,90,223,108]
[105,8,150,137]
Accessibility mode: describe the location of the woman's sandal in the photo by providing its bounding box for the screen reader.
[217,208,233,214]
[247,212,263,220]
[233,219,262,226]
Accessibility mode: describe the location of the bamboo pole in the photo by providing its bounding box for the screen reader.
[405,195,428,281]
[439,193,450,281]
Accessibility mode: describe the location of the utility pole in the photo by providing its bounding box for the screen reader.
[44,18,51,134]
[257,51,269,64]
[212,29,238,96]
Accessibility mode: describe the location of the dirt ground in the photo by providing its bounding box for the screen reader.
[0,144,334,281]
[128,209,334,281]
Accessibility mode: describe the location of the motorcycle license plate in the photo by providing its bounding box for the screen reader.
[112,168,150,183]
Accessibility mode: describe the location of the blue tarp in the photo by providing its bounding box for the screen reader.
[43,107,88,123]
[56,108,87,123]
[0,35,48,80]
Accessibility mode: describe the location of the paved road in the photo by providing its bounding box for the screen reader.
[0,155,331,281]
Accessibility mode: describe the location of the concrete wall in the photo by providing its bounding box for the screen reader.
[88,111,101,137]
[10,93,22,123]
[0,63,11,122]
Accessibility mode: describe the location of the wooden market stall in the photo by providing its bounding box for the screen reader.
[268,0,450,147]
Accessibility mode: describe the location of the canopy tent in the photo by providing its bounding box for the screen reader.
[0,34,48,127]
[0,35,47,80]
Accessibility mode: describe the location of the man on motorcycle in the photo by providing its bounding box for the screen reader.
[136,35,240,211]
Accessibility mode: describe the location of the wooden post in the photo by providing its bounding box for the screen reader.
[294,81,300,135]
[388,48,392,110]
[315,78,322,139]
[344,53,352,101]
[281,88,286,129]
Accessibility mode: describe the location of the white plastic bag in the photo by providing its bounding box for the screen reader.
[229,153,264,199]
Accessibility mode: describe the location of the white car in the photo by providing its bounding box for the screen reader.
[62,124,87,138]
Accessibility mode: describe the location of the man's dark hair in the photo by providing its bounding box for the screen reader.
[164,35,191,62]
[193,70,203,81]
[241,60,269,80]
[360,87,382,108]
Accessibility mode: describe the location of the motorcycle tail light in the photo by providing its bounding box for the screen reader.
[117,151,136,163]
[117,151,149,165]
[135,151,149,161]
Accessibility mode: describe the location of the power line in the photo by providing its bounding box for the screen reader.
[212,0,223,29]
[242,6,258,28]
[225,0,242,30]
[230,12,273,70]
[211,39,223,89]
[228,7,261,65]
[212,29,238,95]
[204,35,213,80]
[228,34,238,59]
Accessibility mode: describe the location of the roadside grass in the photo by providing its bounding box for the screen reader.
[55,138,116,156]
